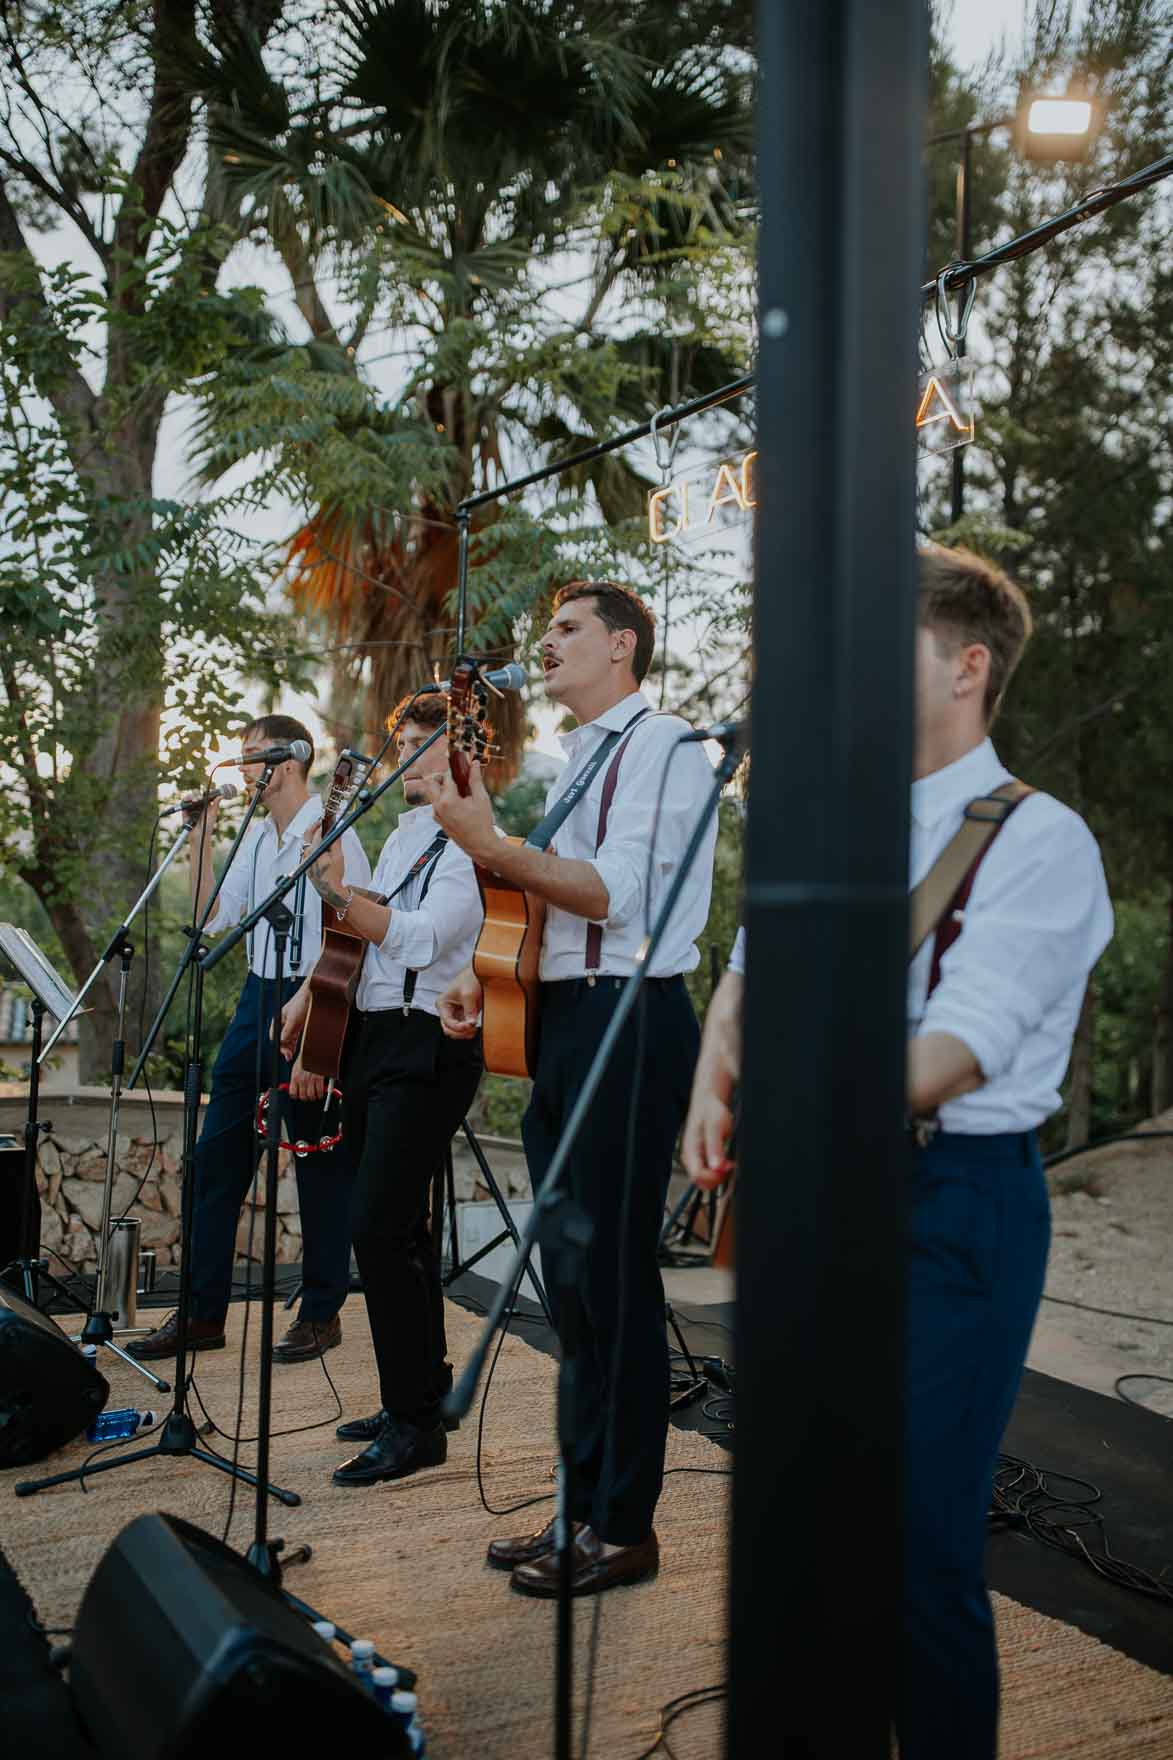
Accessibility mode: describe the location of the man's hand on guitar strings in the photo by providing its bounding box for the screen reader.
[438,964,483,1039]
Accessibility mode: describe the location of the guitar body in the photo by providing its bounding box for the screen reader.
[446,660,544,1081]
[473,851,545,1080]
[295,749,373,1081]
[299,890,379,1077]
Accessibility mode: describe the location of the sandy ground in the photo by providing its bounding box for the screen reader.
[663,1111,1173,1421]
[1031,1111,1173,1417]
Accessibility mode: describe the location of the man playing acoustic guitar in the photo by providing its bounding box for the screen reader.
[284,693,484,1486]
[429,581,718,1598]
[683,548,1113,1759]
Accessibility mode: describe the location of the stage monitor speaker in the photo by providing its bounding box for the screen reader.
[0,1285,108,1466]
[71,1513,411,1760]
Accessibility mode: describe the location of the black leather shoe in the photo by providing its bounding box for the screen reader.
[338,1403,458,1441]
[332,1415,447,1487]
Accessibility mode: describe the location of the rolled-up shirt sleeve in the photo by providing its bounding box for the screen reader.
[920,801,1113,1080]
[377,843,481,969]
[587,732,716,929]
[728,926,746,976]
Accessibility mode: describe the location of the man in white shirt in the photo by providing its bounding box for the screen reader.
[130,716,371,1366]
[683,547,1113,1758]
[427,580,718,1598]
[287,693,484,1485]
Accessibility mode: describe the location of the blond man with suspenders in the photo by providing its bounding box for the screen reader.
[685,548,1113,1757]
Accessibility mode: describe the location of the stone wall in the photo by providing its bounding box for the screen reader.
[0,1085,530,1278]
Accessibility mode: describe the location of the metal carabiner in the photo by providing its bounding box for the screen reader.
[649,403,683,482]
[935,264,976,359]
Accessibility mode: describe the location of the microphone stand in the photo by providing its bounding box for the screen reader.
[442,742,741,1760]
[16,774,297,1503]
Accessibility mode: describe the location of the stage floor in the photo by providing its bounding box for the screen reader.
[3,1274,1172,1758]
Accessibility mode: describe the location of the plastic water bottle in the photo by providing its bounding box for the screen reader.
[311,1620,336,1645]
[372,1665,398,1710]
[391,1690,426,1754]
[349,1637,376,1691]
[85,1407,157,1443]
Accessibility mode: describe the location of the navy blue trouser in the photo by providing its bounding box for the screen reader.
[187,973,357,1324]
[522,975,700,1547]
[898,1129,1050,1760]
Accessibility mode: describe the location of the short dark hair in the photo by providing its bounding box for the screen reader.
[918,545,1033,724]
[241,713,314,778]
[388,691,449,733]
[552,580,656,683]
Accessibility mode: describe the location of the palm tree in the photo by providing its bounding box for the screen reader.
[199,0,756,768]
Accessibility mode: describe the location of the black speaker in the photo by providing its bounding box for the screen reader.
[0,1285,109,1466]
[71,1513,411,1759]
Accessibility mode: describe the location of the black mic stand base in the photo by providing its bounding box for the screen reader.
[14,1407,303,1501]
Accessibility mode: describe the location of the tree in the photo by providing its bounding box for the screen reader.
[0,0,325,1078]
[923,0,1173,1139]
[194,0,757,766]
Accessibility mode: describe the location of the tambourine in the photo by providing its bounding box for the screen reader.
[255,1083,343,1157]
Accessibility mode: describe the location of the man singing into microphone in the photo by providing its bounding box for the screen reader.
[130,715,371,1365]
[428,580,718,1597]
[286,692,484,1484]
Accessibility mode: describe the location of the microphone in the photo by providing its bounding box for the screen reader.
[678,719,749,752]
[159,782,240,818]
[213,739,313,769]
[419,662,527,695]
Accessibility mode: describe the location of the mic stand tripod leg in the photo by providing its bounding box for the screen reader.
[14,925,298,1505]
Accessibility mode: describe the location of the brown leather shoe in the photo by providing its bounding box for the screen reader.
[510,1527,659,1598]
[127,1311,226,1361]
[486,1517,587,1573]
[272,1313,341,1363]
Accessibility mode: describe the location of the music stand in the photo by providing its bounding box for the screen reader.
[0,925,91,1311]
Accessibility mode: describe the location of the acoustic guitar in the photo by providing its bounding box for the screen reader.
[298,749,375,1079]
[447,661,545,1081]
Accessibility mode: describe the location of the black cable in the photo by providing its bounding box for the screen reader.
[632,1684,727,1760]
[110,818,164,1227]
[1043,1128,1173,1171]
[1114,1373,1173,1412]
[1042,1292,1173,1327]
[990,1451,1173,1605]
[473,1250,557,1519]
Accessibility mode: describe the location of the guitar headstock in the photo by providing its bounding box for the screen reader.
[321,748,372,835]
[446,660,494,798]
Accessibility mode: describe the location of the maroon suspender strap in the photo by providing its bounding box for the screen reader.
[925,788,1034,998]
[584,708,656,972]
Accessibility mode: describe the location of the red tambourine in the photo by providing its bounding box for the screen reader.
[255,1083,344,1157]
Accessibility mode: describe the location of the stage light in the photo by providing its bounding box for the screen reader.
[1026,98,1093,137]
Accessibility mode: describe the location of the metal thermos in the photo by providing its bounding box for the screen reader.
[105,1215,140,1329]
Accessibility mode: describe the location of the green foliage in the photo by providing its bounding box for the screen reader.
[925,0,1173,1135]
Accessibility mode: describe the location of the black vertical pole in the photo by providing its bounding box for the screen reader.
[733,4,924,1756]
[950,124,973,524]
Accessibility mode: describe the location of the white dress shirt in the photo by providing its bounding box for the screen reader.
[355,803,483,1018]
[538,690,718,981]
[726,738,1112,1134]
[203,795,371,981]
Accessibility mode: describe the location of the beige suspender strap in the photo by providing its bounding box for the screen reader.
[908,780,1034,961]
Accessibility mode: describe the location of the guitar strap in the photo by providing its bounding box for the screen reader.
[909,781,1035,993]
[523,705,653,854]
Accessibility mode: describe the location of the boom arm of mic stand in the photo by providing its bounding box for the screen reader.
[126,773,274,1091]
[38,822,198,1066]
[198,722,448,977]
[444,747,737,1426]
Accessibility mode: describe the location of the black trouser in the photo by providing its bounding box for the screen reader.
[189,974,357,1323]
[342,1009,483,1428]
[522,975,700,1546]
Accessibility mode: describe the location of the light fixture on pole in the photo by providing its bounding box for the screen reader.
[928,85,1099,521]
